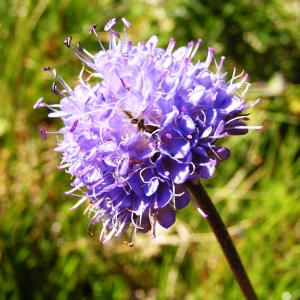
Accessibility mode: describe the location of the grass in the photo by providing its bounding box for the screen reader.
[0,0,299,299]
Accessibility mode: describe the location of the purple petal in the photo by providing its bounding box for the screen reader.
[156,204,176,228]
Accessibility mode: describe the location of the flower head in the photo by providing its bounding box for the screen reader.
[35,18,262,244]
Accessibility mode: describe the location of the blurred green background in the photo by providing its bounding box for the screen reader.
[0,0,300,299]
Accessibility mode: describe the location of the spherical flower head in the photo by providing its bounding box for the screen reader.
[35,18,262,244]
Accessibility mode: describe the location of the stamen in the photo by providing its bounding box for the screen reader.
[152,214,157,239]
[89,24,97,34]
[128,41,132,56]
[240,82,251,97]
[149,42,154,56]
[48,83,82,113]
[77,42,83,52]
[114,222,126,236]
[247,98,261,108]
[40,128,46,140]
[185,41,194,58]
[63,36,72,48]
[217,147,226,153]
[122,18,131,28]
[57,163,69,170]
[190,39,202,60]
[216,56,225,76]
[52,82,59,95]
[204,48,215,69]
[225,125,263,130]
[65,182,84,195]
[70,196,89,210]
[69,119,79,132]
[33,97,44,109]
[104,18,117,31]
[89,24,105,51]
[103,227,117,244]
[211,132,228,139]
[120,78,130,91]
[123,227,136,247]
[166,38,176,53]
[228,73,249,94]
[110,29,120,38]
[228,69,245,87]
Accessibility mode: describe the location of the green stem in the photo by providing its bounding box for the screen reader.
[185,180,258,300]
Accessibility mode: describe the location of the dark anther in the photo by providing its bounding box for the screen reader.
[63,36,72,48]
[77,42,83,52]
[111,29,120,39]
[144,124,159,133]
[52,82,59,95]
[150,152,160,164]
[129,157,143,169]
[87,228,93,236]
[40,128,47,140]
[69,119,79,132]
[120,78,130,91]
[42,67,51,71]
[89,24,97,34]
[123,240,134,247]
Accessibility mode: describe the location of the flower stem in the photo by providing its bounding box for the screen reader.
[185,180,258,300]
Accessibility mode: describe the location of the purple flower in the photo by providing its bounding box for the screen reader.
[35,18,262,244]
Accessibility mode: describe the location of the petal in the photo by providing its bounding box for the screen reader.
[155,181,173,208]
[177,115,195,135]
[160,136,190,159]
[156,204,176,228]
[174,184,190,209]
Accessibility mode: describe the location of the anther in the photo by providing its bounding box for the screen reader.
[89,23,105,51]
[33,97,44,109]
[69,119,79,132]
[89,24,97,34]
[42,67,51,71]
[110,29,120,38]
[40,128,47,140]
[52,82,59,95]
[120,78,130,91]
[77,42,83,52]
[104,18,117,31]
[63,36,72,48]
[122,18,131,28]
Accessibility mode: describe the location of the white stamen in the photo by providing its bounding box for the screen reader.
[70,196,89,210]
